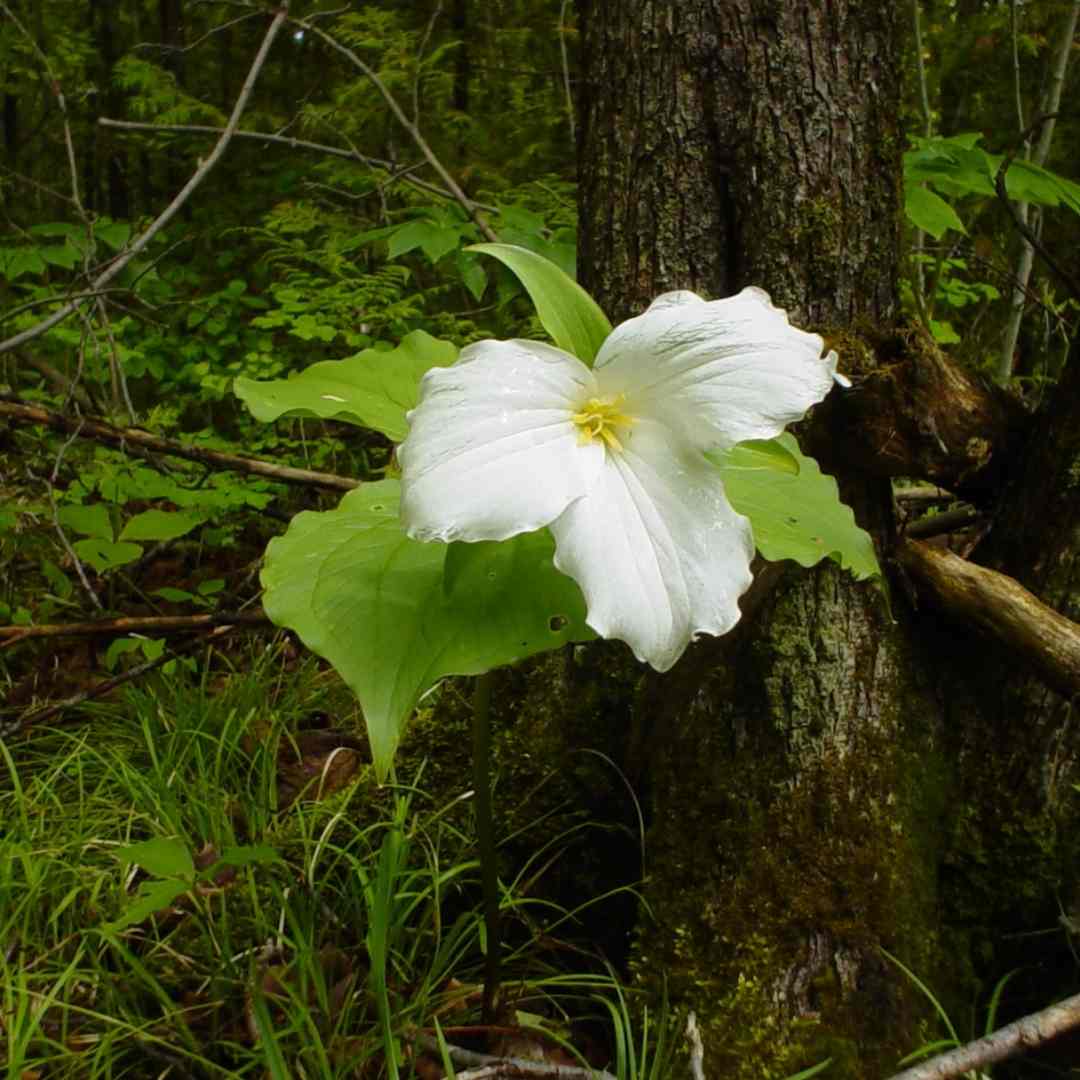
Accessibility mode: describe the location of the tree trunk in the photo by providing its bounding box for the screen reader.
[569,2,1080,1075]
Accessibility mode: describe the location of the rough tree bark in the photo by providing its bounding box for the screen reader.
[562,2,1080,1076]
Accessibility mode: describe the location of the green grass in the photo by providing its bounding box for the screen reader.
[0,644,662,1078]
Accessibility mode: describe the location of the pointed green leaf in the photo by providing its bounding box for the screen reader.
[72,538,143,573]
[58,503,114,541]
[95,221,131,251]
[117,838,195,879]
[234,330,458,441]
[905,185,967,239]
[119,509,204,542]
[261,480,592,779]
[2,248,48,280]
[714,434,880,580]
[387,219,436,259]
[469,243,612,365]
[41,244,80,270]
[106,878,189,931]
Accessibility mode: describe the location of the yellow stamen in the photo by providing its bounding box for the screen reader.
[571,395,635,454]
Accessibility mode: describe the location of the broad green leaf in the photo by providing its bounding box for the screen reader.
[140,638,165,661]
[105,637,143,670]
[106,878,189,931]
[905,134,1080,215]
[29,222,81,238]
[469,243,612,365]
[388,218,462,263]
[235,330,458,442]
[117,837,195,879]
[261,480,592,779]
[929,319,961,344]
[456,249,488,301]
[59,503,114,540]
[119,509,204,542]
[73,538,143,573]
[41,244,80,270]
[210,845,284,872]
[714,434,880,580]
[41,558,73,599]
[497,204,546,236]
[95,221,131,251]
[152,587,196,603]
[996,157,1080,214]
[905,186,966,239]
[2,248,48,280]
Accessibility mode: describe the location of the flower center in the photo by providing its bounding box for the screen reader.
[571,395,635,453]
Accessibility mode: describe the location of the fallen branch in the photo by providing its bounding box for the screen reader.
[5,624,248,736]
[414,1034,616,1080]
[885,990,1080,1080]
[893,486,957,506]
[0,4,289,356]
[897,537,1080,698]
[0,611,269,647]
[0,396,359,492]
[902,507,981,541]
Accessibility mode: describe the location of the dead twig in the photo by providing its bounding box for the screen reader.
[6,624,247,735]
[0,3,289,356]
[414,1034,616,1080]
[994,115,1080,306]
[284,8,498,242]
[1,611,269,647]
[0,396,359,493]
[898,537,1080,698]
[885,990,1080,1080]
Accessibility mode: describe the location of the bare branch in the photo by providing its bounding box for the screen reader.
[0,4,290,356]
[285,8,498,242]
[413,2,444,127]
[885,990,1080,1080]
[96,119,499,211]
[558,0,576,145]
[902,507,981,541]
[41,426,103,613]
[0,1,84,214]
[0,396,359,493]
[897,537,1080,699]
[994,115,1080,307]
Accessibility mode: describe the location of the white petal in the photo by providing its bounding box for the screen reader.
[399,339,604,542]
[549,420,754,671]
[593,286,837,451]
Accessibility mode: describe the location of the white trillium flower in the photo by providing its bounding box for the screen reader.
[399,286,842,672]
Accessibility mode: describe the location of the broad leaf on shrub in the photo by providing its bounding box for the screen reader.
[260,480,592,779]
[235,330,458,441]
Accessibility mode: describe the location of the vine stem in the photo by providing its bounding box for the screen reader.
[471,670,501,1023]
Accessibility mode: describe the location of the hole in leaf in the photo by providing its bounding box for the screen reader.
[549,614,569,632]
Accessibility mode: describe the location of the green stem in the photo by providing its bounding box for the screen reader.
[472,669,500,1023]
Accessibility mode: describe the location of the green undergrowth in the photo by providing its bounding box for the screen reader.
[0,645,669,1078]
